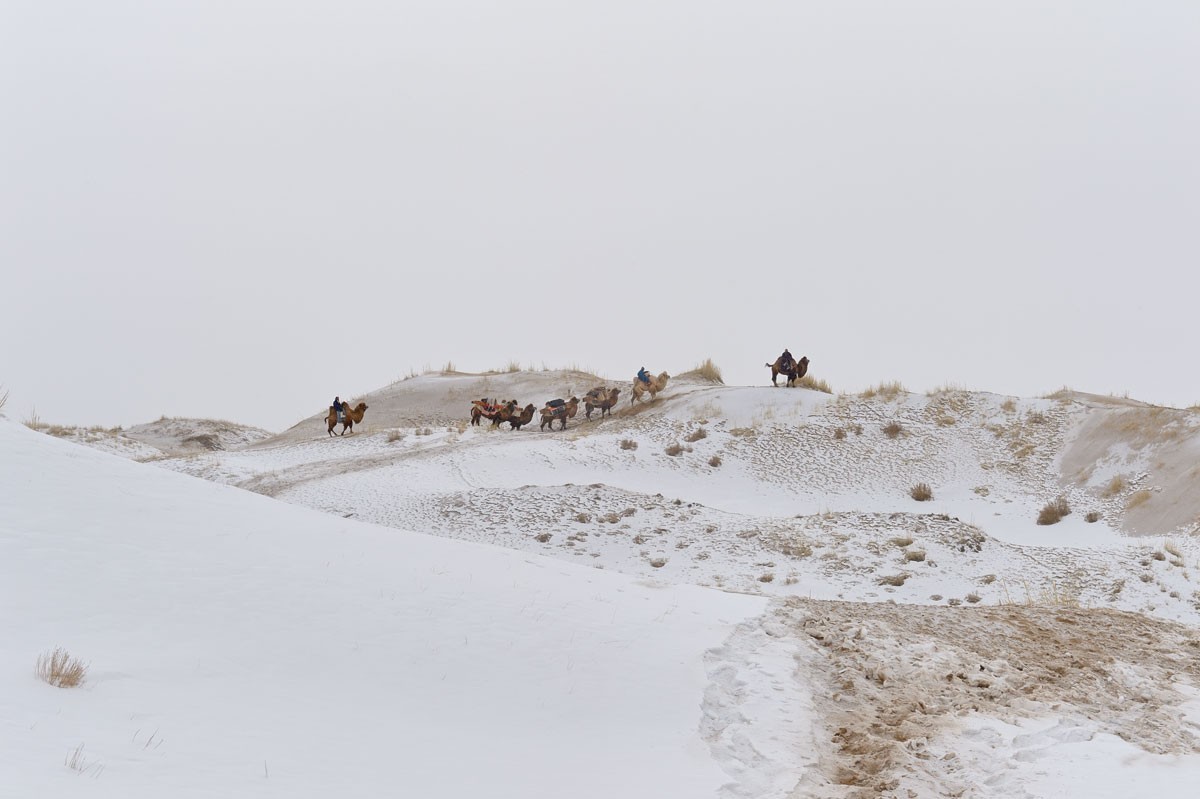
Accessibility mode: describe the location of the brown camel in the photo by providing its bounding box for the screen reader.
[326,402,368,436]
[540,397,580,431]
[506,404,536,431]
[765,355,811,388]
[585,387,621,419]
[470,398,516,426]
[630,372,670,404]
[490,400,521,428]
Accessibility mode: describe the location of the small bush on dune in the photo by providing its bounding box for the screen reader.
[833,427,846,440]
[664,443,684,457]
[796,375,833,393]
[1037,497,1071,525]
[386,429,405,443]
[619,439,638,451]
[683,358,724,384]
[1102,475,1126,498]
[1126,490,1153,510]
[882,421,904,439]
[709,455,722,467]
[1085,511,1102,523]
[37,648,87,688]
[910,482,933,501]
[686,427,708,443]
[861,381,905,400]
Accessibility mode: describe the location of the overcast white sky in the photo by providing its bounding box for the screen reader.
[2,1,1197,431]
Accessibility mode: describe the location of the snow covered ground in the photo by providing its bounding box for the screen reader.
[7,370,1200,797]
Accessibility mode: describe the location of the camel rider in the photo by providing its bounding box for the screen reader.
[333,396,344,423]
[779,349,794,372]
[637,367,651,385]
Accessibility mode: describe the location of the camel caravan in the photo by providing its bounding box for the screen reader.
[324,353,816,437]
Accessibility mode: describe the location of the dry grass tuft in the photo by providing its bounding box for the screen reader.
[64,743,103,776]
[619,439,638,451]
[910,482,933,502]
[796,375,833,393]
[877,573,908,587]
[1101,475,1126,498]
[1000,398,1017,413]
[1085,511,1102,523]
[709,455,723,467]
[890,536,914,548]
[682,358,724,384]
[505,360,522,373]
[534,533,552,543]
[386,429,405,443]
[861,381,905,400]
[1126,490,1153,510]
[649,557,667,568]
[903,550,927,562]
[24,407,45,430]
[1036,497,1072,526]
[664,443,684,457]
[833,427,846,440]
[758,572,775,583]
[1164,539,1183,559]
[882,421,904,439]
[37,648,88,688]
[441,361,456,373]
[685,427,708,443]
[0,385,8,414]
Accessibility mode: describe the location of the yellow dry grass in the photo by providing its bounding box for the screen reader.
[861,381,905,400]
[796,375,833,393]
[37,647,87,688]
[1126,490,1153,510]
[681,358,723,384]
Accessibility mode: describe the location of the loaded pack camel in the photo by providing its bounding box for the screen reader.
[584,387,621,419]
[506,404,536,431]
[540,397,580,431]
[630,372,670,404]
[765,355,810,387]
[470,399,516,426]
[326,402,368,436]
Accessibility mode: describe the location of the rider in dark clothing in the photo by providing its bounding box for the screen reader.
[779,350,794,372]
[637,367,651,385]
[333,396,344,421]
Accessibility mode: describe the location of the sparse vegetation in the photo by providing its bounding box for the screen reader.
[664,443,684,457]
[64,743,102,776]
[708,455,722,468]
[878,573,908,587]
[37,648,87,688]
[833,427,846,440]
[1000,398,1017,413]
[758,572,775,583]
[1085,511,1102,523]
[861,381,905,400]
[1026,410,1047,425]
[619,439,638,450]
[441,361,456,373]
[910,482,933,502]
[505,360,521,373]
[1036,497,1071,525]
[685,427,708,443]
[903,550,926,562]
[24,407,44,430]
[682,358,724,384]
[1126,490,1153,510]
[796,375,832,393]
[1165,540,1183,559]
[386,429,405,443]
[1102,475,1126,498]
[574,512,591,523]
[890,536,914,548]
[534,533,552,543]
[882,421,904,439]
[965,593,981,604]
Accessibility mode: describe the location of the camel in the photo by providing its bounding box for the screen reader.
[506,404,536,431]
[540,397,580,431]
[470,398,516,426]
[630,372,670,404]
[326,402,368,436]
[765,355,811,388]
[490,400,522,428]
[585,387,621,419]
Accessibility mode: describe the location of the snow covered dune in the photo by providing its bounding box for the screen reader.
[0,421,767,797]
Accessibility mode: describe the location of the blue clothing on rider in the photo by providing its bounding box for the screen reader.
[333,397,344,413]
[637,367,650,385]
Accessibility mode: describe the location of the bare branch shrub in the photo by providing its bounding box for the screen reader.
[664,443,684,457]
[833,427,846,440]
[709,455,722,467]
[910,482,933,501]
[882,421,904,439]
[682,358,724,384]
[1085,511,1102,523]
[685,427,708,443]
[1037,497,1071,525]
[619,439,638,450]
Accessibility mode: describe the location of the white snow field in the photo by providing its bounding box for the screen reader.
[8,370,1200,797]
[0,421,770,798]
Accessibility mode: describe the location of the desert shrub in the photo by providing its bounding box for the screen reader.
[685,427,708,443]
[37,648,87,688]
[1026,410,1047,424]
[386,429,405,443]
[850,423,863,435]
[1102,475,1126,497]
[619,439,638,450]
[882,421,904,439]
[534,533,552,543]
[1126,490,1153,510]
[890,536,914,548]
[796,375,832,393]
[1000,398,1017,413]
[833,427,846,440]
[878,573,908,586]
[1085,511,1102,523]
[574,512,591,523]
[758,572,775,583]
[505,360,521,373]
[980,574,997,585]
[862,381,905,400]
[441,361,456,373]
[1164,540,1183,559]
[664,443,684,457]
[683,358,724,384]
[903,550,926,562]
[1036,497,1071,525]
[24,407,45,430]
[965,593,981,604]
[648,557,667,568]
[1151,550,1166,561]
[910,482,933,501]
[709,455,722,467]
